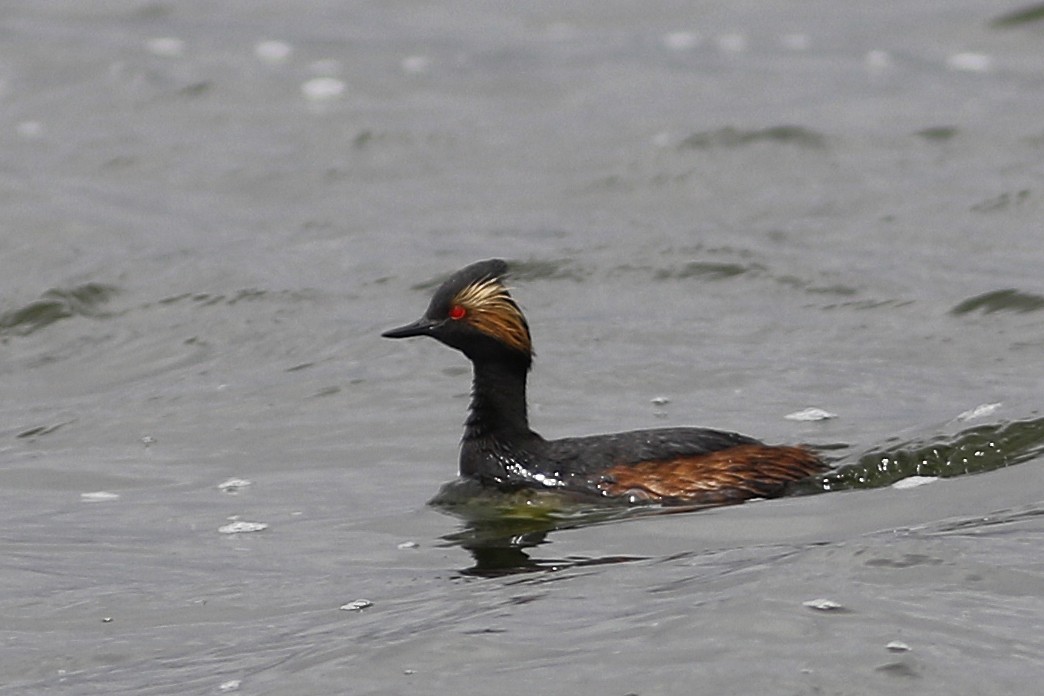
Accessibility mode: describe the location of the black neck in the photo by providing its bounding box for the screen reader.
[463,356,532,440]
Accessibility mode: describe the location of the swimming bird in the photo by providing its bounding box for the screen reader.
[382,259,825,504]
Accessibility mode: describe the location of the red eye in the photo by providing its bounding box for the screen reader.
[448,305,466,320]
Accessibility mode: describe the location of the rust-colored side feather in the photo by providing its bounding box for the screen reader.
[598,444,826,504]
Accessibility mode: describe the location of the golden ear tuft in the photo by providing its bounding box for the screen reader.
[452,278,531,354]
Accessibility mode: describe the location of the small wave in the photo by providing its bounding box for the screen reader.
[991,3,1044,28]
[677,126,827,150]
[951,288,1044,315]
[654,261,762,281]
[0,283,119,337]
[812,416,1044,492]
[915,126,959,142]
[153,288,315,308]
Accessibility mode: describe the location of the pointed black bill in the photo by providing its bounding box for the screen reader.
[381,317,438,339]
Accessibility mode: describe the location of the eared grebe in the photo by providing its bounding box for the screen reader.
[382,259,825,504]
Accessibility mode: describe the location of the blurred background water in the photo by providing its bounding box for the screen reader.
[2,1,1043,694]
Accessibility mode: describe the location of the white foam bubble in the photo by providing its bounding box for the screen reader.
[146,37,184,57]
[785,407,836,422]
[301,77,346,101]
[81,491,120,502]
[651,131,673,148]
[217,478,252,493]
[218,521,268,534]
[956,402,1001,421]
[16,121,44,139]
[891,476,939,490]
[864,50,893,76]
[401,55,431,75]
[255,40,293,65]
[947,52,992,73]
[662,32,700,51]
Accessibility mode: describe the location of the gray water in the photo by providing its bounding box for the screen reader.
[3,2,1044,694]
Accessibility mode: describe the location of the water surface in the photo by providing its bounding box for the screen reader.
[2,2,1043,694]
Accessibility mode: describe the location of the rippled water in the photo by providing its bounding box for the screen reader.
[2,2,1043,694]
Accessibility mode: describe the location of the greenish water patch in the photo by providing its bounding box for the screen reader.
[430,477,634,525]
[678,125,827,150]
[991,3,1044,28]
[915,126,958,141]
[808,417,1044,492]
[951,288,1044,315]
[432,478,709,576]
[970,189,1030,212]
[654,261,761,281]
[0,284,119,337]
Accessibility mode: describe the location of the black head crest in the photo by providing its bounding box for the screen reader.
[383,259,532,360]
